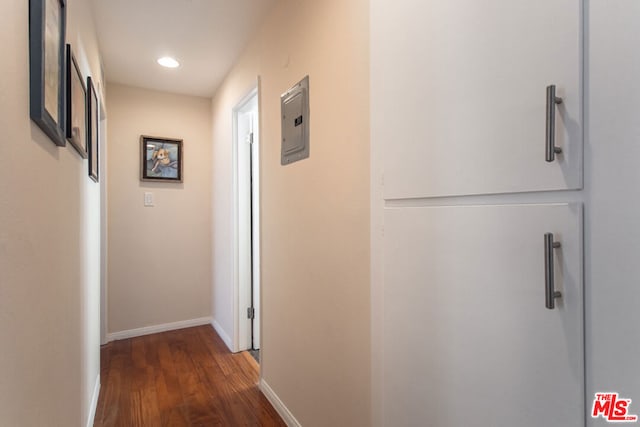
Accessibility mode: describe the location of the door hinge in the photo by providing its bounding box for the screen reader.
[247,307,255,320]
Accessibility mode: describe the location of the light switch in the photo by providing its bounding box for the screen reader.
[144,192,154,207]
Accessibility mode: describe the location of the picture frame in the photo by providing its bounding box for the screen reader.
[65,44,87,158]
[29,0,67,146]
[140,136,183,183]
[87,76,99,182]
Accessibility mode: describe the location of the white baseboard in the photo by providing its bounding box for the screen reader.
[86,374,100,427]
[260,379,301,427]
[211,318,233,352]
[106,317,213,341]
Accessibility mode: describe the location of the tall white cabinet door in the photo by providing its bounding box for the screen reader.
[384,204,583,427]
[372,0,582,199]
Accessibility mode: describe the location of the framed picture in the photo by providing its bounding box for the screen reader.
[29,0,67,146]
[87,76,99,182]
[65,44,87,158]
[140,136,183,183]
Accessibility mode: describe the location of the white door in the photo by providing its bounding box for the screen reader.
[234,88,260,353]
[384,204,583,427]
[237,113,253,351]
[250,122,261,350]
[373,0,583,199]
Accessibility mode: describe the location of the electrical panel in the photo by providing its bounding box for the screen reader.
[281,76,310,165]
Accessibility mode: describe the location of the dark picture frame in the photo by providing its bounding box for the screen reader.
[87,76,99,182]
[65,44,87,158]
[29,0,67,146]
[140,136,183,183]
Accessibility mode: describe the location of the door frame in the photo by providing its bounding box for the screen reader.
[99,98,108,345]
[232,82,261,353]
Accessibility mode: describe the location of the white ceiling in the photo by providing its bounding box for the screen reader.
[91,0,276,97]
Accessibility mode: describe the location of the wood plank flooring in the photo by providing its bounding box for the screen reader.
[94,325,285,426]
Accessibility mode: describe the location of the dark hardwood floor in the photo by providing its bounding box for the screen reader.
[94,325,285,426]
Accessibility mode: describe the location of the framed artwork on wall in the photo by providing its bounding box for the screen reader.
[87,76,99,182]
[29,0,67,146]
[65,44,87,158]
[140,136,183,183]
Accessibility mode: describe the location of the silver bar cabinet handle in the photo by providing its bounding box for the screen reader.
[546,85,563,162]
[544,233,562,309]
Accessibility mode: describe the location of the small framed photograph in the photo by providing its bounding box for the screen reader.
[87,76,99,182]
[65,44,87,158]
[29,0,67,146]
[140,136,183,183]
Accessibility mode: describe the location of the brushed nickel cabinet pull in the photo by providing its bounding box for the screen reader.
[544,232,562,309]
[546,85,563,162]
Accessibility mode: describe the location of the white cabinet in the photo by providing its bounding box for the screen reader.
[372,0,583,199]
[371,1,585,425]
[384,204,583,426]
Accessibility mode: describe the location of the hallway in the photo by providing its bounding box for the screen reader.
[94,326,284,426]
[4,0,640,425]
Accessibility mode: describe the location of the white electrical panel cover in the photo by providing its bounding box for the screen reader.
[281,76,309,165]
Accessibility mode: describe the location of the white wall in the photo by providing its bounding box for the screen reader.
[0,0,103,425]
[586,1,640,424]
[106,83,212,336]
[211,0,371,424]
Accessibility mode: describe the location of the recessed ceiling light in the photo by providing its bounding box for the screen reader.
[157,56,180,68]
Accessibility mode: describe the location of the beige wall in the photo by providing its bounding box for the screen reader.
[107,84,212,334]
[211,0,371,425]
[0,0,103,425]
